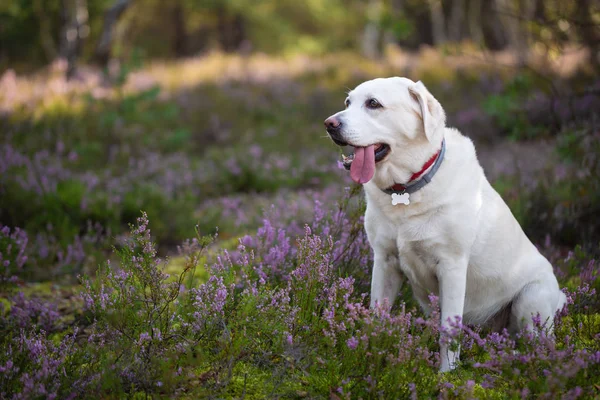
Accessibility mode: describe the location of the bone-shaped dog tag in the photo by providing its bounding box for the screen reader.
[391,192,410,206]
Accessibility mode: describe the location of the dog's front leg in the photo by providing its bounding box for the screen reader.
[370,248,403,309]
[437,259,467,372]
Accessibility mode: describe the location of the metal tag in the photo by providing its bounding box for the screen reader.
[391,192,410,206]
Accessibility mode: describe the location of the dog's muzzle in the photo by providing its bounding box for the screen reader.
[324,116,348,146]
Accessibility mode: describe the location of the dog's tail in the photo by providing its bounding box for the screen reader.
[556,290,567,314]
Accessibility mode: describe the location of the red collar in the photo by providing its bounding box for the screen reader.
[389,144,443,192]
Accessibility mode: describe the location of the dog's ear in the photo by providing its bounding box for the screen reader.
[408,81,446,142]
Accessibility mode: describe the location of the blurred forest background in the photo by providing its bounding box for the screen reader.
[1,1,600,398]
[2,0,599,73]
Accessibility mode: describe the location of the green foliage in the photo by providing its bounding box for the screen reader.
[0,0,60,69]
[0,0,369,70]
[494,125,600,251]
[556,246,600,349]
[81,213,214,395]
[483,73,545,139]
[492,175,528,227]
[379,4,414,42]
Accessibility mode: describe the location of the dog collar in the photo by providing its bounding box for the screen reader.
[382,138,445,204]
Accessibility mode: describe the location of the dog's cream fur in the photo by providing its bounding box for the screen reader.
[326,77,566,372]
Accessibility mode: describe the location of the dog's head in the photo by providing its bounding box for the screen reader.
[324,77,446,185]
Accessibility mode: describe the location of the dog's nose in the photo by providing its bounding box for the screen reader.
[324,116,342,130]
[324,116,347,146]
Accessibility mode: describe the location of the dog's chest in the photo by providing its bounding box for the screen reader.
[367,190,450,295]
[396,237,439,294]
[386,216,442,295]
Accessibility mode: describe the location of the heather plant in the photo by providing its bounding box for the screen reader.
[214,145,336,194]
[227,184,374,292]
[0,328,93,399]
[462,325,600,398]
[1,94,341,281]
[80,212,214,396]
[483,73,543,139]
[0,225,28,288]
[174,217,440,398]
[493,124,600,250]
[482,74,600,140]
[0,289,93,399]
[556,247,600,350]
[0,203,597,398]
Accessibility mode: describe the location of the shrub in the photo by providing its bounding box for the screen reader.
[0,225,28,287]
[80,212,212,396]
[494,125,600,251]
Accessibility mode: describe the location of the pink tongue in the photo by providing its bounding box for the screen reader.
[350,145,376,184]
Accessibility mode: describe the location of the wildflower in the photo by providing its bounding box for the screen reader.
[346,336,358,350]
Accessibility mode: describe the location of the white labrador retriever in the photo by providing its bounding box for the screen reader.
[324,77,566,372]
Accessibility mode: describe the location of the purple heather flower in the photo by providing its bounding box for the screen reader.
[346,336,358,350]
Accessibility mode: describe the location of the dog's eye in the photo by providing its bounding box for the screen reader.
[345,99,351,108]
[366,98,382,109]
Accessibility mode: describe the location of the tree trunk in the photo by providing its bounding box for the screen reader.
[575,0,600,72]
[428,0,446,45]
[172,1,188,57]
[533,0,545,22]
[361,23,381,58]
[496,0,519,54]
[468,0,484,45]
[217,5,233,51]
[449,0,465,42]
[95,0,133,67]
[496,0,533,66]
[59,0,69,58]
[361,0,382,58]
[481,0,507,50]
[516,0,535,66]
[384,0,404,47]
[60,0,89,79]
[33,0,58,62]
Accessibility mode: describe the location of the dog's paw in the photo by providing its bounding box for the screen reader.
[439,364,456,373]
[439,350,460,372]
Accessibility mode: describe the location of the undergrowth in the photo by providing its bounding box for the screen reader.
[1,207,599,398]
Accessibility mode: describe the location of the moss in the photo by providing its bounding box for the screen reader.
[165,256,209,284]
[0,297,11,312]
[472,383,508,399]
[189,362,304,399]
[20,281,59,296]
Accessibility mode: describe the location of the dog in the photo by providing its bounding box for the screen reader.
[324,77,566,372]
